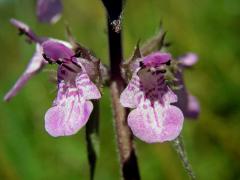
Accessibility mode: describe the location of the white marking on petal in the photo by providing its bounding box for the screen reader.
[75,72,101,100]
[120,72,143,108]
[45,88,93,137]
[128,100,184,143]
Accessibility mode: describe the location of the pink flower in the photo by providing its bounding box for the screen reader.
[42,40,101,137]
[120,52,184,143]
[4,19,71,102]
[178,53,198,67]
[174,53,200,119]
[5,19,101,137]
[36,0,62,24]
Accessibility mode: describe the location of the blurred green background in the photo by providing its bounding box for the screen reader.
[0,0,240,179]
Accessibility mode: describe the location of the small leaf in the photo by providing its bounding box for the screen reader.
[130,40,142,61]
[123,40,142,67]
[122,41,142,80]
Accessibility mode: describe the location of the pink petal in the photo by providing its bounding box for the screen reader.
[42,40,74,62]
[179,53,198,67]
[120,72,143,108]
[128,102,184,143]
[75,73,101,100]
[45,97,93,137]
[4,44,45,101]
[36,0,62,24]
[162,87,178,104]
[10,18,30,33]
[52,80,67,105]
[173,68,200,119]
[143,52,171,67]
[10,18,41,43]
[161,106,184,141]
[186,94,200,119]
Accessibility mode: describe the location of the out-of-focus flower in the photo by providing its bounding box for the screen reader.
[42,40,101,137]
[36,0,62,24]
[4,19,47,101]
[174,53,200,119]
[179,53,198,67]
[120,52,184,143]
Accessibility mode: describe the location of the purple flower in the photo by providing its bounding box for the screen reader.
[174,53,200,119]
[120,52,184,143]
[36,0,62,24]
[42,40,101,137]
[4,19,47,101]
[4,19,72,102]
[179,53,198,67]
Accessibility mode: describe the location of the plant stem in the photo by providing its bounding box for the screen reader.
[102,0,140,179]
[110,81,140,180]
[172,135,196,180]
[86,101,100,180]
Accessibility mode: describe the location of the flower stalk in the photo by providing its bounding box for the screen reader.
[172,135,196,180]
[86,101,100,180]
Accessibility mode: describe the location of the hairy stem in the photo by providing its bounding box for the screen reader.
[110,82,140,180]
[102,0,140,179]
[172,135,196,180]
